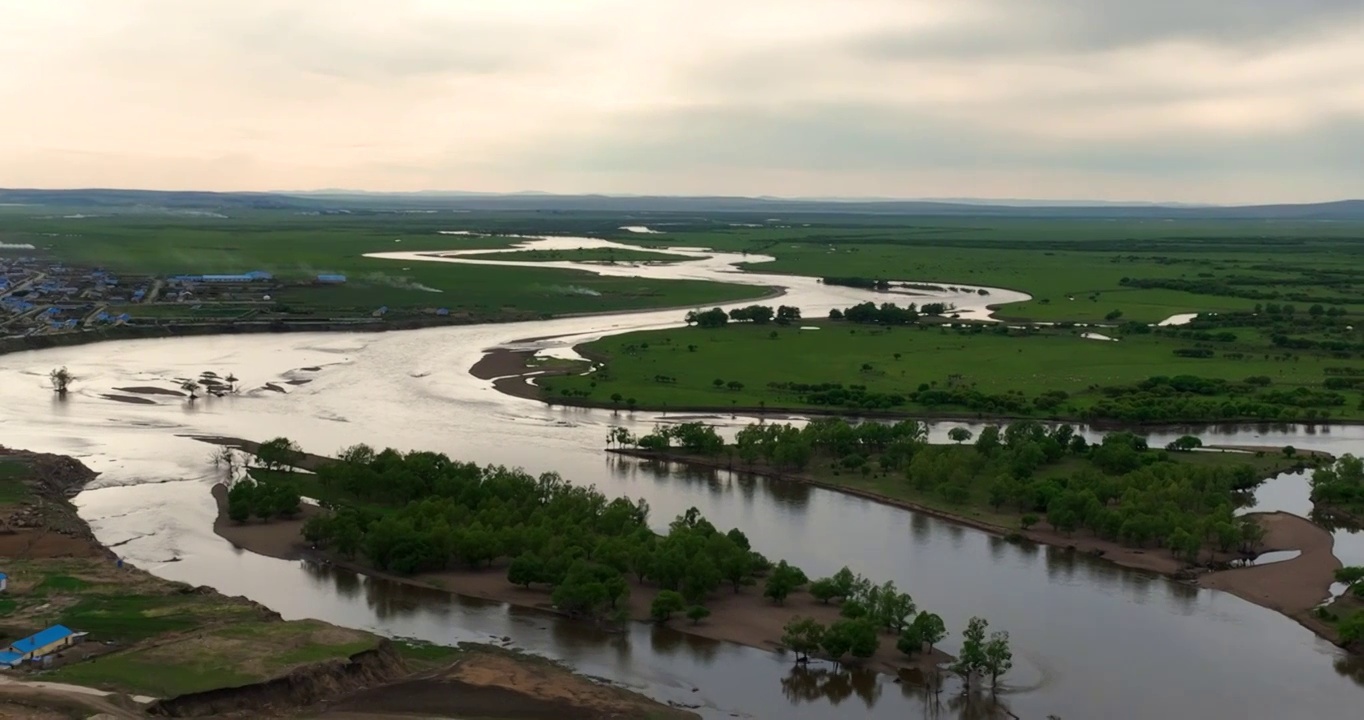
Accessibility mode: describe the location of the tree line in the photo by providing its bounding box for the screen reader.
[289,440,1005,675]
[684,304,802,328]
[628,418,1275,561]
[1310,455,1364,522]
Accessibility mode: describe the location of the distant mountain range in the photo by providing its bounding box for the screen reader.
[2,187,1363,220]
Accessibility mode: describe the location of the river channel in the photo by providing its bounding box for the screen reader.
[1,236,1361,719]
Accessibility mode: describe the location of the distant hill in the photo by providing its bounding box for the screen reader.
[2,187,1363,220]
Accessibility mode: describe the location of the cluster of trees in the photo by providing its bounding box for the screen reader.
[1310,455,1364,519]
[822,277,891,290]
[1083,375,1348,423]
[640,418,1275,560]
[683,305,802,328]
[1118,277,1354,308]
[297,439,1017,670]
[767,381,908,411]
[828,301,953,325]
[779,566,963,668]
[226,476,301,522]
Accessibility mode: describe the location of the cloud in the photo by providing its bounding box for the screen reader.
[0,0,1361,202]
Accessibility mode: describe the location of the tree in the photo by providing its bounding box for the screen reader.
[764,560,808,605]
[809,577,840,604]
[823,619,879,664]
[975,425,1002,455]
[897,625,924,657]
[227,481,252,523]
[1340,612,1364,644]
[255,437,304,472]
[913,612,947,653]
[50,367,75,396]
[181,379,200,400]
[507,553,545,588]
[686,605,711,625]
[651,590,687,623]
[951,617,989,688]
[781,617,826,663]
[982,631,1013,690]
[948,427,973,444]
[1283,445,1297,458]
[1165,435,1202,452]
[1334,566,1364,596]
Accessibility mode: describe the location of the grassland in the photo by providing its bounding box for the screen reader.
[620,219,1364,323]
[458,247,693,264]
[46,618,379,697]
[542,321,1364,422]
[0,212,768,318]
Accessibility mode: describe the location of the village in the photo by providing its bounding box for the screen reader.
[0,253,358,341]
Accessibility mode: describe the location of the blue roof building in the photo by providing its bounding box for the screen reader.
[316,273,346,284]
[6,625,80,662]
[0,650,22,668]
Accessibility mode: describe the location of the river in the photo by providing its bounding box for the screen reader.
[0,236,1360,719]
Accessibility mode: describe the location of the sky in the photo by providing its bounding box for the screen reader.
[1,0,1362,203]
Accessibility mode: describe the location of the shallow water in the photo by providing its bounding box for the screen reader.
[2,238,1361,719]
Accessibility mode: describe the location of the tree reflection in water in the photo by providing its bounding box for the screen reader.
[780,665,1014,717]
[779,664,879,710]
[1334,652,1364,688]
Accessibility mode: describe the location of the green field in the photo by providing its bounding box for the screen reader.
[544,320,1364,422]
[0,213,769,318]
[459,247,694,264]
[48,619,379,697]
[622,219,1364,323]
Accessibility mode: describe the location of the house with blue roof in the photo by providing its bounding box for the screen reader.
[0,571,7,592]
[1,624,83,667]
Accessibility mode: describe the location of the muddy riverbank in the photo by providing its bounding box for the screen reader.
[609,448,1350,649]
[210,483,953,678]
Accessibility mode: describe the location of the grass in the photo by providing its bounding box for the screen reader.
[458,247,693,264]
[544,322,1363,418]
[627,219,1364,323]
[0,458,33,504]
[57,594,259,642]
[48,619,378,697]
[2,212,767,317]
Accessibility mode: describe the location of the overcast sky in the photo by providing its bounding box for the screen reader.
[2,0,1361,202]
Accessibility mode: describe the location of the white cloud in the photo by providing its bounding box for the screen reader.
[0,0,1360,202]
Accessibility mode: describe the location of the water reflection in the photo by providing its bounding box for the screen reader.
[780,665,882,711]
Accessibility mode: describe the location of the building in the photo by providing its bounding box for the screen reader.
[316,273,347,284]
[0,572,7,592]
[2,625,82,666]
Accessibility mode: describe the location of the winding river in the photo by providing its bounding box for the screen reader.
[1,236,1361,719]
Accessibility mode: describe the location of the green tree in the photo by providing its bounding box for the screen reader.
[651,590,686,623]
[983,631,1014,690]
[781,617,825,663]
[686,605,711,625]
[823,618,879,664]
[913,612,947,653]
[507,553,545,588]
[763,560,808,605]
[948,427,973,444]
[951,616,989,687]
[1335,566,1364,597]
[255,437,304,472]
[897,625,924,656]
[809,577,840,604]
[227,481,252,523]
[1339,612,1364,644]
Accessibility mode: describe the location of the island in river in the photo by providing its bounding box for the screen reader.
[0,446,698,720]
